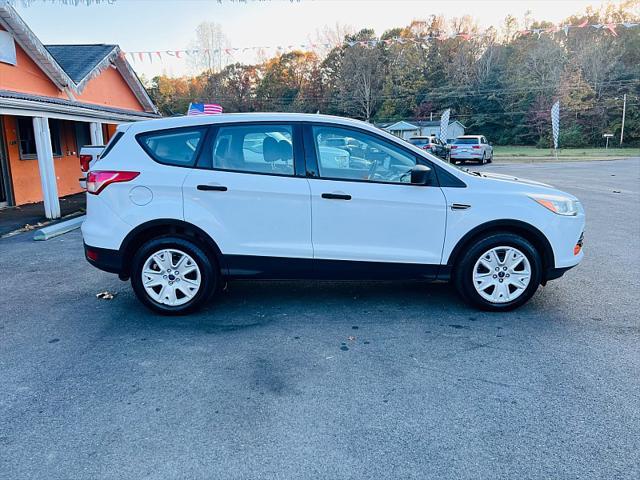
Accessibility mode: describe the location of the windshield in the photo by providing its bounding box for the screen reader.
[409,138,431,146]
[454,138,479,145]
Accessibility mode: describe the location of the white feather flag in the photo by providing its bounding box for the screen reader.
[551,101,560,150]
[440,109,451,143]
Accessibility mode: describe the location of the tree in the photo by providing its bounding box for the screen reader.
[144,3,639,147]
[338,29,386,121]
[188,22,230,74]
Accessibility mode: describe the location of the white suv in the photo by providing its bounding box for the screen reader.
[450,135,493,164]
[82,113,585,314]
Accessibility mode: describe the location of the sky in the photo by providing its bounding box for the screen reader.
[13,0,622,79]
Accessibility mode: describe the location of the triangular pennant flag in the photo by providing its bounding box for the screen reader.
[604,23,618,36]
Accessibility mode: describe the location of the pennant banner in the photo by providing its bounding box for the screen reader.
[121,21,639,64]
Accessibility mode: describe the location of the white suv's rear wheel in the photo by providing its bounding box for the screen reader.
[131,237,217,315]
[454,233,542,311]
[141,249,202,307]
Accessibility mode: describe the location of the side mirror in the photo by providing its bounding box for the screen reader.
[411,164,432,185]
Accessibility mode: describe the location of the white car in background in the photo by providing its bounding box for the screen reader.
[78,145,105,189]
[81,113,584,315]
[450,135,493,164]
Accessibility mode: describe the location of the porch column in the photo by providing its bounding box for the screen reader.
[33,117,60,219]
[89,122,104,145]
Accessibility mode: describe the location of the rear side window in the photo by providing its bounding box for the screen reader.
[204,124,295,176]
[100,131,123,159]
[137,127,206,167]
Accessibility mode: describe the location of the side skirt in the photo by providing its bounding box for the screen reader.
[223,255,442,281]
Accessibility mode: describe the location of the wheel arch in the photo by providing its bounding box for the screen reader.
[118,219,226,279]
[445,219,555,279]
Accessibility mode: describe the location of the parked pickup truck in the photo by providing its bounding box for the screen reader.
[79,145,104,190]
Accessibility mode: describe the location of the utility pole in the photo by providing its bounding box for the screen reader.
[620,93,626,146]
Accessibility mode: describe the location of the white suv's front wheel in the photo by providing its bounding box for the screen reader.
[131,236,217,315]
[454,233,542,311]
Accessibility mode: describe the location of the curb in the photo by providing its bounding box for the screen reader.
[33,215,85,241]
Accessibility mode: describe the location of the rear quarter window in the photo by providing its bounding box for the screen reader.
[136,127,207,167]
[99,131,124,159]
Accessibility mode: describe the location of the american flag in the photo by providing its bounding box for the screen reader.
[187,103,223,115]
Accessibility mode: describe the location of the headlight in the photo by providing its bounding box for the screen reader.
[530,194,578,216]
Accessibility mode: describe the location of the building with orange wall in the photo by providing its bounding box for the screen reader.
[0,2,158,218]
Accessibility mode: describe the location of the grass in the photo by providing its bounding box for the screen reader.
[493,146,640,159]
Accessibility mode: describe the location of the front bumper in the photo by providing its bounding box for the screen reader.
[84,243,123,275]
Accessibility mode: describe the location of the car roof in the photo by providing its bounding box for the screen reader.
[409,136,436,140]
[456,135,482,139]
[122,112,379,135]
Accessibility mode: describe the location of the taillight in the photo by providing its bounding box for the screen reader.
[80,154,92,172]
[472,145,481,149]
[86,170,139,195]
[451,145,458,149]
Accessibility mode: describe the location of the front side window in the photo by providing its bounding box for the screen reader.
[137,127,206,167]
[312,126,416,184]
[209,124,294,176]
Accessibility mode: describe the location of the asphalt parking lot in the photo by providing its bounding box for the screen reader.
[1,159,639,480]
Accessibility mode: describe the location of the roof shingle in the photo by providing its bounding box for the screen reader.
[45,44,117,83]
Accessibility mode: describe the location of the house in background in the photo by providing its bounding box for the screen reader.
[380,120,466,143]
[0,2,158,218]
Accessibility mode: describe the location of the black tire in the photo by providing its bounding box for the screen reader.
[453,233,542,311]
[131,236,218,315]
[481,153,487,165]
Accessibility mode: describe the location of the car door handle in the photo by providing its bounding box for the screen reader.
[197,184,227,192]
[322,193,351,200]
[451,203,471,210]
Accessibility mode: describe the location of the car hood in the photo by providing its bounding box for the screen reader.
[473,171,553,188]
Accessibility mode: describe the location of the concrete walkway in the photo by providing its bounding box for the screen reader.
[0,193,85,236]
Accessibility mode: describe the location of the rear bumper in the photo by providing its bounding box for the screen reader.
[84,243,123,275]
[450,152,482,159]
[545,265,574,282]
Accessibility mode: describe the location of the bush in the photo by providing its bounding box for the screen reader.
[559,125,587,148]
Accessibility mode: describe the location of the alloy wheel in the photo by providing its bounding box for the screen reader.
[472,246,531,304]
[141,249,201,306]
